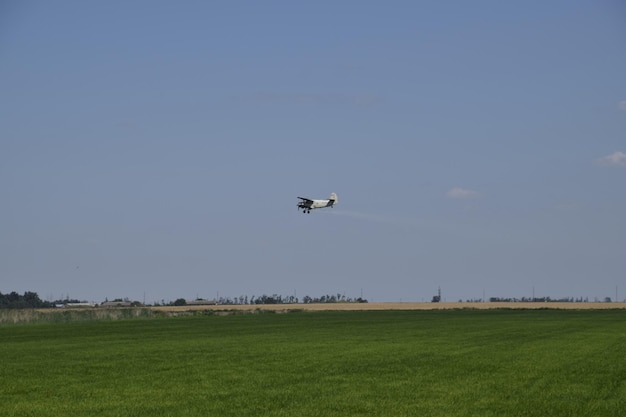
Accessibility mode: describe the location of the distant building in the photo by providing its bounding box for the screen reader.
[57,302,96,308]
[431,287,442,303]
[100,301,132,308]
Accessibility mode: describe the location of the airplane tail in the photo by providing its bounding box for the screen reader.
[329,193,338,205]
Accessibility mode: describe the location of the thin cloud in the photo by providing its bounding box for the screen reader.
[595,151,626,168]
[447,187,478,199]
[618,101,626,111]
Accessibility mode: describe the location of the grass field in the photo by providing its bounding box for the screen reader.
[1,309,625,416]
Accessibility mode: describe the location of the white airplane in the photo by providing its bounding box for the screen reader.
[297,193,338,214]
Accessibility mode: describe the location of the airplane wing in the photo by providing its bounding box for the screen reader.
[297,197,314,203]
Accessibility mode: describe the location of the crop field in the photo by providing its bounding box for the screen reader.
[1,309,625,417]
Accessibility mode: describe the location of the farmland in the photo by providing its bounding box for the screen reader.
[1,309,625,416]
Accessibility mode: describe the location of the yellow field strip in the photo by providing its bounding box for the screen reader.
[149,302,626,313]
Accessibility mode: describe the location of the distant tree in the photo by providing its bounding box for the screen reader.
[174,298,187,306]
[0,291,50,309]
[23,291,43,308]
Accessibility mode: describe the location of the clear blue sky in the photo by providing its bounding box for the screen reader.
[2,1,625,303]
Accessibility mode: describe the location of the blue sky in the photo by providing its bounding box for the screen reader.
[2,1,625,303]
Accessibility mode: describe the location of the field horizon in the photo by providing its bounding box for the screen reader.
[2,301,623,326]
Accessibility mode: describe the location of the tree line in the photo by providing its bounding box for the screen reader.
[0,291,52,309]
[172,293,368,306]
[218,293,366,305]
[488,296,607,303]
[1,291,368,309]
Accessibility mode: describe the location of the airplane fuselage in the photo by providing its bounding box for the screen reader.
[310,199,333,209]
[298,199,332,211]
[297,193,338,213]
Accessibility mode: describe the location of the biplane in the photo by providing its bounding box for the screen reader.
[296,193,338,214]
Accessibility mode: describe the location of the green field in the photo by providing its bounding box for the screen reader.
[1,310,625,416]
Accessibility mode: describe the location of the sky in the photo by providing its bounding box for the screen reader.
[1,1,625,303]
